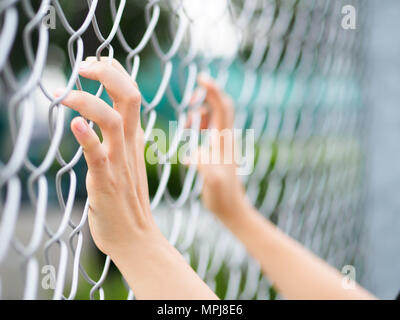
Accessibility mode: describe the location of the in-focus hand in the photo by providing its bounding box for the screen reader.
[55,57,163,259]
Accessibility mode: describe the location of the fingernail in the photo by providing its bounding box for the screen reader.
[74,118,87,134]
[86,56,97,62]
[79,61,93,70]
[53,88,66,97]
[198,72,211,82]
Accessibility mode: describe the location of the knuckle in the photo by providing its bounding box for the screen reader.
[124,86,141,106]
[108,175,119,191]
[107,112,123,131]
[113,59,126,72]
[91,153,107,168]
[206,84,219,96]
[207,80,221,93]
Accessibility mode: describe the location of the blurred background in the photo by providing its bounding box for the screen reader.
[0,0,399,299]
[363,0,400,299]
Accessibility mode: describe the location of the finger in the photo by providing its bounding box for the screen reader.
[186,89,204,129]
[197,74,234,130]
[79,59,141,138]
[190,147,218,185]
[186,107,209,129]
[85,56,139,88]
[185,112,192,129]
[133,129,151,210]
[210,127,235,163]
[70,117,109,178]
[199,107,210,129]
[189,87,204,106]
[55,89,125,157]
[183,146,206,169]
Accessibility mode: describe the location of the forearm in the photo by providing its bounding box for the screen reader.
[111,232,218,300]
[225,199,375,300]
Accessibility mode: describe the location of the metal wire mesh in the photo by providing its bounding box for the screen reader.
[0,0,367,299]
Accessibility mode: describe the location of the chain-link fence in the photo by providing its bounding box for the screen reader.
[0,0,367,299]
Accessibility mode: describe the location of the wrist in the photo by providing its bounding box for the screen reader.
[109,228,217,299]
[110,228,174,280]
[222,193,255,231]
[109,224,170,264]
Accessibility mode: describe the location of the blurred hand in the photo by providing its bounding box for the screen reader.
[55,57,162,259]
[188,75,249,225]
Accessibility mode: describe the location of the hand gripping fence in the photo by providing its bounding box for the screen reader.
[0,0,368,299]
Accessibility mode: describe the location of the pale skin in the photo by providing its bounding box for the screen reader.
[55,57,376,300]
